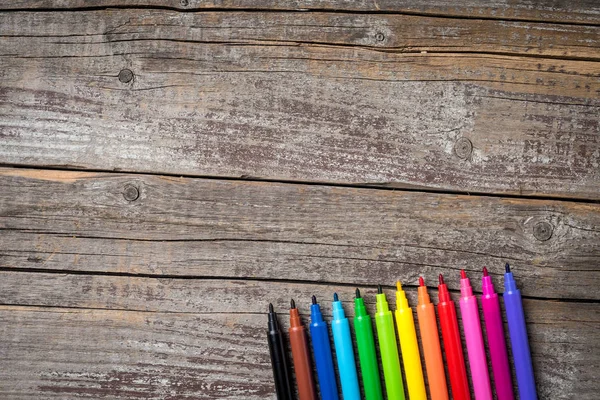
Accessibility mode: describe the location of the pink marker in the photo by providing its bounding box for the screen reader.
[481,267,514,400]
[459,270,492,400]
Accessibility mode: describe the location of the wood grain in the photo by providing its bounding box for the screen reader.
[2,0,600,25]
[1,168,599,300]
[0,275,597,399]
[1,10,598,59]
[1,10,599,198]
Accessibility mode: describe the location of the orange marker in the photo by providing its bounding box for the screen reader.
[416,277,449,400]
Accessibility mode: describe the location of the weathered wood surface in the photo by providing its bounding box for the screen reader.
[1,10,600,199]
[3,0,600,25]
[1,3,599,400]
[1,168,600,300]
[0,275,598,399]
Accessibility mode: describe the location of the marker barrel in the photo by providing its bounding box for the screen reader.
[354,297,384,400]
[395,285,427,400]
[268,309,294,400]
[504,271,537,400]
[375,292,406,400]
[416,285,449,400]
[482,275,514,400]
[437,282,471,400]
[460,275,493,400]
[331,298,361,400]
[309,303,339,400]
[290,308,317,400]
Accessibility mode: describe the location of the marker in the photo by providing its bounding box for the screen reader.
[267,303,294,400]
[331,293,361,400]
[459,270,493,400]
[437,275,471,400]
[504,263,537,400]
[354,288,384,400]
[394,281,427,400]
[416,277,449,400]
[374,285,405,400]
[481,267,514,400]
[289,299,317,400]
[309,296,339,400]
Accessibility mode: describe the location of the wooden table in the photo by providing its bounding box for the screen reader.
[1,1,599,399]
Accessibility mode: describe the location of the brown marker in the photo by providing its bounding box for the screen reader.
[289,299,317,400]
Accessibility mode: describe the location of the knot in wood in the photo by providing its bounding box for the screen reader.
[454,137,473,160]
[375,32,385,42]
[180,0,189,6]
[123,184,140,202]
[118,69,134,83]
[533,221,553,241]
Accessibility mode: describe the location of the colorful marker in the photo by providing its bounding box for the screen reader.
[481,267,514,400]
[309,296,339,400]
[416,277,449,400]
[354,288,384,400]
[394,281,427,400]
[375,285,405,400]
[289,299,317,400]
[459,270,493,400]
[437,275,471,400]
[267,303,294,400]
[504,263,537,400]
[331,293,361,400]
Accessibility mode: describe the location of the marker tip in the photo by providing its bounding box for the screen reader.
[333,292,339,302]
[355,288,361,298]
[290,299,296,309]
[377,285,383,294]
[268,303,274,313]
[418,276,425,287]
[311,295,317,305]
[505,263,511,273]
[483,266,489,277]
[460,269,467,279]
[439,274,444,285]
[396,281,402,292]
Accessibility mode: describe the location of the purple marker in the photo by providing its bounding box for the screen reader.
[481,267,514,400]
[504,263,538,400]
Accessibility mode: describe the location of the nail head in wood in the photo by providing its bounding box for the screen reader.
[180,0,189,6]
[123,184,140,202]
[375,33,385,42]
[454,137,473,160]
[118,69,134,84]
[533,221,553,241]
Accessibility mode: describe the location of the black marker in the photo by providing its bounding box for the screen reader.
[267,303,294,400]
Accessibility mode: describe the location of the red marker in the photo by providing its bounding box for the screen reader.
[437,274,471,400]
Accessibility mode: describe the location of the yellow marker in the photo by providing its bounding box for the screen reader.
[395,281,427,400]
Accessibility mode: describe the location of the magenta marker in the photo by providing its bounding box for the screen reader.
[459,270,492,400]
[481,267,514,400]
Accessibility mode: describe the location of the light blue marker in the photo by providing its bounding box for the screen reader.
[331,293,361,400]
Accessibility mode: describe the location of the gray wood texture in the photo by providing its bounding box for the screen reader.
[3,0,600,25]
[1,3,599,399]
[1,168,599,300]
[1,10,599,198]
[0,274,597,399]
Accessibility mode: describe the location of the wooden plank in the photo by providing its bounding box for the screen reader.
[1,10,598,59]
[1,10,599,198]
[2,0,600,25]
[1,168,599,300]
[0,275,597,399]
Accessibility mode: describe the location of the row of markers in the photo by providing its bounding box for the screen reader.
[267,264,537,400]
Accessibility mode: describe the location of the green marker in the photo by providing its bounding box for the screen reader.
[375,285,406,400]
[354,288,384,400]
